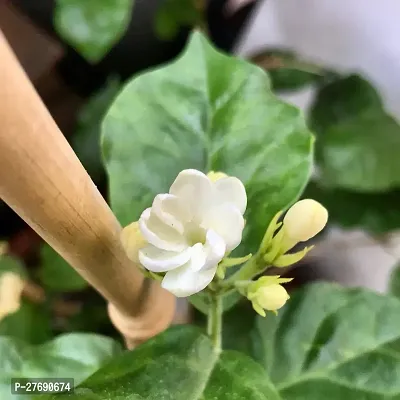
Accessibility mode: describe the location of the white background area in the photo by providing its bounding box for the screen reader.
[235,0,400,292]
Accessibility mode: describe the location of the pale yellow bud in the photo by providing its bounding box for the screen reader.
[207,171,227,182]
[283,199,328,242]
[121,221,148,264]
[255,284,289,311]
[0,272,24,321]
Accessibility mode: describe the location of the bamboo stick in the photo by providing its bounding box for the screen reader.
[0,30,175,347]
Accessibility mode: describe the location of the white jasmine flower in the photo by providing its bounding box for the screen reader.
[138,169,247,297]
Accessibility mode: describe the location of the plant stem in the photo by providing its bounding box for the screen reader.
[207,292,222,352]
[222,253,264,288]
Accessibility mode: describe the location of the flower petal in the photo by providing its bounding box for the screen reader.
[139,245,191,272]
[169,169,212,220]
[188,243,207,272]
[179,232,225,274]
[152,194,191,234]
[202,204,245,252]
[203,229,226,270]
[161,263,217,297]
[139,208,187,252]
[214,177,247,215]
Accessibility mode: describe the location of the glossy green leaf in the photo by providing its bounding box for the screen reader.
[102,31,313,255]
[0,333,122,400]
[0,301,52,345]
[155,0,202,40]
[310,74,400,192]
[72,78,121,182]
[54,0,134,63]
[38,244,88,292]
[304,182,400,233]
[253,282,400,399]
[45,326,279,400]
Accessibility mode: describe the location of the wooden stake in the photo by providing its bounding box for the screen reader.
[0,30,175,347]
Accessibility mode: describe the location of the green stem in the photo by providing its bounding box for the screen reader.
[222,253,264,288]
[207,292,222,352]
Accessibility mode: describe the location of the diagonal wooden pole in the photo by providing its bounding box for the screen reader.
[0,30,175,348]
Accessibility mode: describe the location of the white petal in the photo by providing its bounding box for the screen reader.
[169,169,212,220]
[161,263,217,297]
[202,204,245,252]
[138,245,191,272]
[139,208,186,252]
[152,194,190,234]
[203,230,226,270]
[189,243,207,272]
[214,177,247,214]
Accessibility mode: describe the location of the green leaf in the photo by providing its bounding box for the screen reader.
[0,301,52,344]
[102,31,314,255]
[310,74,400,192]
[389,265,400,299]
[54,0,134,63]
[38,244,88,292]
[251,50,326,92]
[0,333,122,400]
[270,68,320,92]
[72,78,121,182]
[316,111,400,192]
[310,74,382,135]
[304,182,400,233]
[44,326,280,400]
[222,302,257,355]
[155,0,203,40]
[253,282,400,399]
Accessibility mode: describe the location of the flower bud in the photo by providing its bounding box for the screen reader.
[121,221,148,264]
[283,199,328,242]
[207,171,227,182]
[246,276,292,316]
[254,284,289,311]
